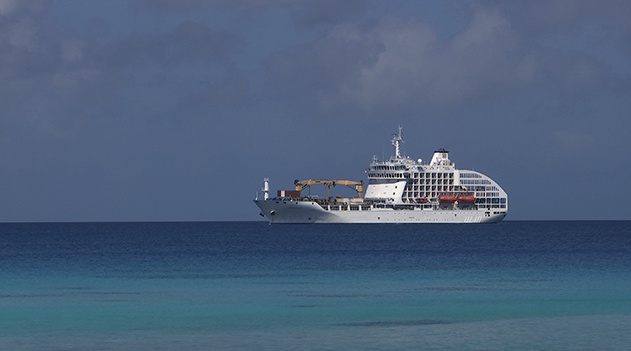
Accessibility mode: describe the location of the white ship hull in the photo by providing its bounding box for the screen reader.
[254,199,506,224]
[254,127,508,224]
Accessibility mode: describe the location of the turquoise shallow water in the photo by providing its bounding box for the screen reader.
[1,221,630,350]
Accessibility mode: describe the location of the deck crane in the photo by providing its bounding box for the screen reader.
[294,179,364,198]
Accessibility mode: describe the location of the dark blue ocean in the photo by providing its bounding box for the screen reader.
[1,221,630,350]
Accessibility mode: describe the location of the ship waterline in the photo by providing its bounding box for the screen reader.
[254,127,508,224]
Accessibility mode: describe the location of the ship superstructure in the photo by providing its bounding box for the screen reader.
[254,127,507,223]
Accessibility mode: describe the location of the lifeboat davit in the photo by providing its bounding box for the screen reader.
[457,195,475,203]
[438,195,457,203]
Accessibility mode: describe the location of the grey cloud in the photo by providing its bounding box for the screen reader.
[499,0,631,53]
[539,50,610,98]
[264,19,385,111]
[265,7,535,111]
[292,0,367,27]
[1,5,242,145]
[132,0,310,13]
[169,21,239,62]
[501,0,631,33]
[132,0,368,28]
[0,1,51,77]
[132,0,208,13]
[0,0,47,16]
[0,1,74,140]
[265,3,624,112]
[102,21,239,68]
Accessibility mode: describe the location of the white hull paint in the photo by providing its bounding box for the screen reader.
[254,199,506,224]
[254,127,508,224]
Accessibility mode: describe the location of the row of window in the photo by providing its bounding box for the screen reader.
[411,172,454,179]
[408,185,457,191]
[372,165,407,171]
[465,185,498,191]
[460,173,482,178]
[325,205,372,211]
[460,179,491,185]
[410,179,455,185]
[476,192,500,197]
[369,170,492,180]
[403,192,464,198]
[324,203,507,210]
[475,198,507,204]
[401,193,506,204]
[370,171,458,179]
[369,171,494,182]
[404,186,457,194]
[396,200,507,210]
[368,172,462,180]
[367,173,410,179]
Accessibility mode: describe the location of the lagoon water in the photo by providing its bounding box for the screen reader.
[1,221,630,350]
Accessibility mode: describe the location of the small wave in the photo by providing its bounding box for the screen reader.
[336,319,452,327]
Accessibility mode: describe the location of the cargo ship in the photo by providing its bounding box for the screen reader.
[254,127,507,223]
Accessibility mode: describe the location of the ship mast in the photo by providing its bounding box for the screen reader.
[391,126,404,159]
[262,177,269,200]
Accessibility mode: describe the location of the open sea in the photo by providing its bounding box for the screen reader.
[1,221,630,350]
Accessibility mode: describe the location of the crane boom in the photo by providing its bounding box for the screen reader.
[294,179,364,197]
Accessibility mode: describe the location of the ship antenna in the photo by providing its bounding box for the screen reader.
[391,126,404,159]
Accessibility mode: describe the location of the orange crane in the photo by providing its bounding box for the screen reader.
[294,179,364,198]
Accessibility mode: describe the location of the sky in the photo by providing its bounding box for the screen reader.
[1,0,630,222]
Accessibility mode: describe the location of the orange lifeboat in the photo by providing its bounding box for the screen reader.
[438,195,457,203]
[457,195,475,203]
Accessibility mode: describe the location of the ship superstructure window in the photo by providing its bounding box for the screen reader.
[461,179,491,185]
[460,173,482,178]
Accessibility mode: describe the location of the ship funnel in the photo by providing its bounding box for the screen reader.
[429,148,451,166]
